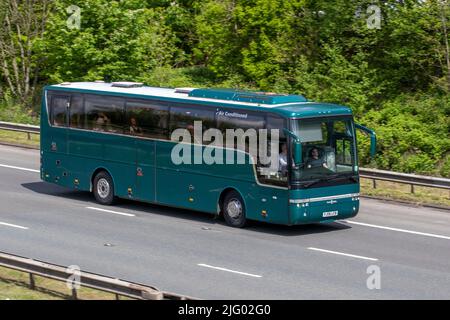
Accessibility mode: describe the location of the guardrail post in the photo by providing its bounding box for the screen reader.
[71,288,78,300]
[410,184,415,194]
[372,179,377,189]
[27,132,31,140]
[29,273,35,290]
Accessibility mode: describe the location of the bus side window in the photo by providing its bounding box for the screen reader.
[169,105,216,144]
[256,115,288,187]
[50,95,69,127]
[125,100,169,140]
[85,95,124,133]
[216,110,265,150]
[69,94,84,129]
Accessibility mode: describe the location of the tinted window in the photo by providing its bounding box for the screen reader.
[215,109,264,153]
[266,116,286,135]
[256,115,288,187]
[216,110,265,132]
[169,105,216,144]
[50,95,69,127]
[85,95,124,133]
[126,100,169,139]
[69,94,84,129]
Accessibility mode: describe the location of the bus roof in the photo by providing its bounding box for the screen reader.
[46,82,352,118]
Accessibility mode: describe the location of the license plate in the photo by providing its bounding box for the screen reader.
[322,210,338,217]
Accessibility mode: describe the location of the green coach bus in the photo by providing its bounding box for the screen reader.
[40,81,376,227]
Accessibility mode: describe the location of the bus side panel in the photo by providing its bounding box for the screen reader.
[247,185,289,225]
[155,141,219,213]
[66,129,136,197]
[135,139,155,202]
[154,140,290,224]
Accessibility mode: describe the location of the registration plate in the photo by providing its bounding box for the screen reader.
[322,210,338,217]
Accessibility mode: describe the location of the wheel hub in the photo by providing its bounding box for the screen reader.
[97,178,110,199]
[227,199,242,219]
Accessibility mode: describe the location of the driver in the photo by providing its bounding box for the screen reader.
[306,147,328,169]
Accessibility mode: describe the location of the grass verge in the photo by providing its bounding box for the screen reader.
[0,129,40,148]
[360,178,450,208]
[0,266,131,300]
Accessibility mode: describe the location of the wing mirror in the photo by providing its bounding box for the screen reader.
[355,123,377,158]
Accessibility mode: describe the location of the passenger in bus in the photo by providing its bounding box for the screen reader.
[306,147,328,169]
[279,143,288,176]
[93,113,109,131]
[129,117,143,135]
[53,117,63,126]
[186,124,203,144]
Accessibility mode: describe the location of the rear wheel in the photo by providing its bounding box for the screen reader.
[93,171,115,205]
[222,190,247,228]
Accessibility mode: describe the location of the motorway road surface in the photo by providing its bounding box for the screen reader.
[0,144,450,299]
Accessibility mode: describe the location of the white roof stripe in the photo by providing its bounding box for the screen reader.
[49,82,312,108]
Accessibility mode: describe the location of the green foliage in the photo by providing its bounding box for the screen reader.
[0,92,39,125]
[357,93,450,176]
[37,0,182,83]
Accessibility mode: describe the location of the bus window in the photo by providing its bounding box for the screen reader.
[256,115,288,187]
[216,110,265,152]
[169,105,216,144]
[69,94,84,129]
[125,100,169,139]
[50,95,69,127]
[334,120,354,172]
[216,110,265,132]
[85,95,124,133]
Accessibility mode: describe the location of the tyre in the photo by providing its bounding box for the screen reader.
[93,171,115,205]
[222,190,247,228]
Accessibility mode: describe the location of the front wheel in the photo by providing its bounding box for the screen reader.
[222,191,247,228]
[93,171,115,205]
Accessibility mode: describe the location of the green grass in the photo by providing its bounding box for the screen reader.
[360,178,450,207]
[0,129,40,148]
[0,266,132,300]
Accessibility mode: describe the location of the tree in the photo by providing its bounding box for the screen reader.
[38,0,181,84]
[0,0,51,105]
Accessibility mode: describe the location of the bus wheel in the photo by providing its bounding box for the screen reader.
[222,190,247,228]
[93,171,115,205]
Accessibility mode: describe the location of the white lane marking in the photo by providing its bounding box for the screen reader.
[197,263,262,278]
[0,221,29,230]
[0,163,39,173]
[86,207,135,217]
[344,220,450,241]
[308,247,378,261]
